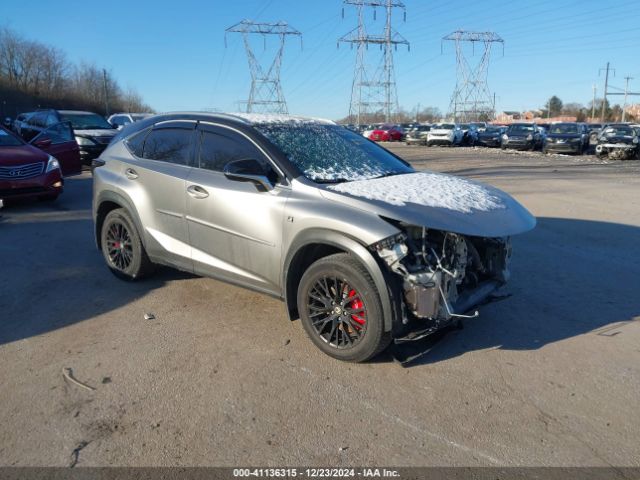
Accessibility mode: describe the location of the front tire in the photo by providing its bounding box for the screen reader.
[101,208,154,280]
[297,253,391,362]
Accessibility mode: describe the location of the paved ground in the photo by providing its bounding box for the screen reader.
[1,146,639,467]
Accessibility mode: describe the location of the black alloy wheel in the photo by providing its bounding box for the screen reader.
[306,275,367,349]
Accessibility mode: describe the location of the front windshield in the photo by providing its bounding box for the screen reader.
[59,112,113,130]
[603,127,634,137]
[131,114,149,121]
[435,124,454,130]
[459,124,470,129]
[549,124,578,134]
[484,126,502,133]
[255,123,414,184]
[508,124,535,134]
[0,128,24,147]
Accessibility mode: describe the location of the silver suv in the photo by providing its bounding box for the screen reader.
[93,113,535,362]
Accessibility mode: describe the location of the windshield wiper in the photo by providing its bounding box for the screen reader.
[313,178,353,184]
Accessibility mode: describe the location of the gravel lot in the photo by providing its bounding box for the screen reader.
[1,145,639,467]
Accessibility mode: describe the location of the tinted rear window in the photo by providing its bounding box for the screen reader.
[143,128,192,165]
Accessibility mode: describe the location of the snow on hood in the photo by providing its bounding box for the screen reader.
[320,171,536,237]
[228,112,334,125]
[327,172,505,213]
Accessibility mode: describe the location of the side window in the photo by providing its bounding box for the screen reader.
[125,128,150,157]
[45,113,57,127]
[198,129,267,173]
[142,128,192,166]
[31,112,47,127]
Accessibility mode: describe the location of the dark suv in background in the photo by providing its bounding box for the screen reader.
[543,123,589,154]
[19,109,117,164]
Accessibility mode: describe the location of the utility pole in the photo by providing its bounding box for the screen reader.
[226,20,302,114]
[415,102,420,123]
[339,0,409,125]
[591,84,597,121]
[442,31,504,122]
[102,69,110,116]
[622,76,633,122]
[606,75,639,122]
[599,62,615,122]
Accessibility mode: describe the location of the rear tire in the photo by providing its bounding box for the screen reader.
[101,208,154,280]
[297,253,391,362]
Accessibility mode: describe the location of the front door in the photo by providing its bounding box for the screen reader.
[30,122,82,176]
[185,124,289,294]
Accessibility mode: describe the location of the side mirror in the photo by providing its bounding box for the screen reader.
[32,137,52,148]
[223,158,275,192]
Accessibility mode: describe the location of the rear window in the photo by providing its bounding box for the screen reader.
[125,128,150,157]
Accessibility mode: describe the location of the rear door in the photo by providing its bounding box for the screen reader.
[30,122,82,176]
[122,120,196,272]
[185,123,289,294]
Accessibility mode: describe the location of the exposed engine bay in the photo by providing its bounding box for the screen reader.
[373,225,511,336]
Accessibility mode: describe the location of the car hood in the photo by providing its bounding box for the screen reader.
[319,171,536,238]
[598,135,634,144]
[75,129,117,138]
[479,131,501,137]
[547,133,581,140]
[429,129,454,135]
[0,144,49,166]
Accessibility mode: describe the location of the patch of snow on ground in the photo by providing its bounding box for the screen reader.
[328,172,506,213]
[228,112,334,125]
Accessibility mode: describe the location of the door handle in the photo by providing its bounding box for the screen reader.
[187,184,209,199]
[125,168,138,180]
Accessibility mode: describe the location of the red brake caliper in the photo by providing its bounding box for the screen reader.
[348,289,366,327]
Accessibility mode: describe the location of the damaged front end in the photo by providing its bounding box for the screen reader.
[595,142,639,160]
[372,225,512,341]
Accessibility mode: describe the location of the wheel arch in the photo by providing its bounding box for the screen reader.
[94,191,146,251]
[283,229,398,332]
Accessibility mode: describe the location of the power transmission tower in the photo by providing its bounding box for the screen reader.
[442,30,504,122]
[225,20,301,114]
[339,0,409,125]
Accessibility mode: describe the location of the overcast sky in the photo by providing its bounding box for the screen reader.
[3,0,640,118]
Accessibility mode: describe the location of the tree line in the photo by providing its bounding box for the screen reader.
[0,26,153,120]
[540,95,634,122]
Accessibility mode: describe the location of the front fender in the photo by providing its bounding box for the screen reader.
[283,228,401,332]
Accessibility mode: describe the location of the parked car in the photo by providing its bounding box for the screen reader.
[367,124,404,142]
[426,123,463,146]
[12,112,34,136]
[108,112,153,130]
[594,125,639,160]
[543,122,589,155]
[458,123,479,145]
[475,125,505,147]
[19,109,117,164]
[362,124,382,139]
[0,124,78,202]
[93,112,535,362]
[501,123,542,150]
[404,125,431,145]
